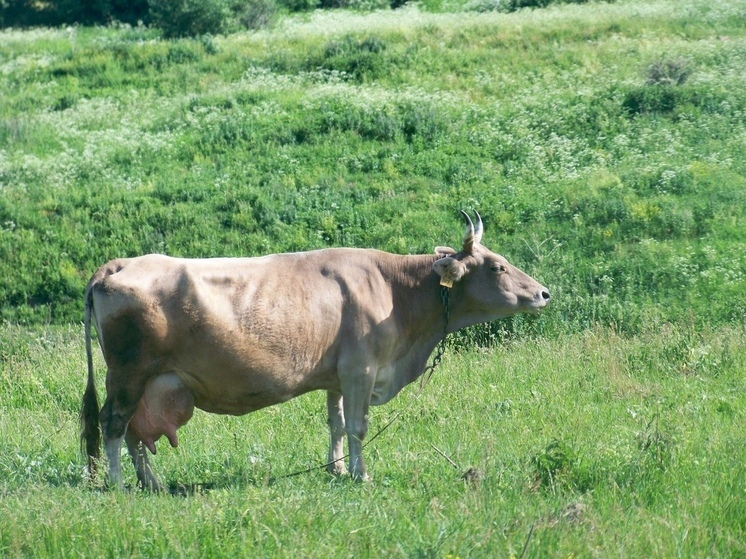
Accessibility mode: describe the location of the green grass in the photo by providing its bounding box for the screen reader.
[1,0,746,556]
[2,323,745,557]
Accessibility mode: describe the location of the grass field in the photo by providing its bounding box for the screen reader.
[2,323,745,557]
[1,0,746,556]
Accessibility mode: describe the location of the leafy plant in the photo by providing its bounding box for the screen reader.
[531,439,577,490]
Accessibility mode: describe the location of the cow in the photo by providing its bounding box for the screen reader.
[81,211,550,489]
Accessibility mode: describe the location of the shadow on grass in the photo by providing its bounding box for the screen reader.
[165,465,355,496]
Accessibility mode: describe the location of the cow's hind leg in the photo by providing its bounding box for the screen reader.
[100,393,136,490]
[326,391,347,476]
[100,370,151,490]
[125,431,162,491]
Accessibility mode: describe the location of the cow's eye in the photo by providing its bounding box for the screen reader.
[491,264,506,274]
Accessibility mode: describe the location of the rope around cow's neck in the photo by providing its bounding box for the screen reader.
[268,286,452,483]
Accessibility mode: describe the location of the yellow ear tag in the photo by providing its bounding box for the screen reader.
[439,277,453,288]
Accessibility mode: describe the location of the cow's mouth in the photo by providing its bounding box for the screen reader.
[527,290,551,313]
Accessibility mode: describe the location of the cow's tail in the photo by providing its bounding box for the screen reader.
[80,279,101,479]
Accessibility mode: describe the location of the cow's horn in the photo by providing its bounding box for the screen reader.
[474,211,483,246]
[461,210,476,253]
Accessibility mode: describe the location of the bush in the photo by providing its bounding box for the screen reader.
[646,58,691,86]
[148,0,233,38]
[531,439,578,490]
[318,0,389,8]
[234,0,277,30]
[621,86,678,116]
[319,35,389,81]
[1,0,149,26]
[463,0,591,12]
[275,0,318,12]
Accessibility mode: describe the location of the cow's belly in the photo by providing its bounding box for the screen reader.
[188,379,295,415]
[158,313,342,415]
[174,360,340,416]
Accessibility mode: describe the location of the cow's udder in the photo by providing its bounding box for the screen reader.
[128,373,195,454]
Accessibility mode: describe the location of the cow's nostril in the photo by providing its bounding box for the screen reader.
[541,290,551,301]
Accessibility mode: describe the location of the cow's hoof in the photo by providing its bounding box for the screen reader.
[326,463,348,477]
[351,471,371,483]
[104,476,127,492]
[140,479,165,492]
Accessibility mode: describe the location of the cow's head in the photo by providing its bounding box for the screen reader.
[433,211,550,326]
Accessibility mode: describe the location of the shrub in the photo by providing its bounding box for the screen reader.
[622,85,679,115]
[275,0,318,12]
[234,0,277,30]
[646,58,691,86]
[109,0,150,24]
[319,35,388,81]
[1,0,150,26]
[148,0,233,38]
[622,58,694,116]
[508,0,552,8]
[318,0,389,8]
[463,0,592,12]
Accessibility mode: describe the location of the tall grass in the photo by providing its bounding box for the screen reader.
[1,323,745,557]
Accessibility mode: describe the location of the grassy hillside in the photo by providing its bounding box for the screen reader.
[1,0,745,334]
[2,1,746,557]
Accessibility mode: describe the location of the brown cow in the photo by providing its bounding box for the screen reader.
[81,212,550,489]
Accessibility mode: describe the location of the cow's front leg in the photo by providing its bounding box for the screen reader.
[340,369,375,482]
[326,391,347,476]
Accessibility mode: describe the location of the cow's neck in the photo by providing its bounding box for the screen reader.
[360,254,452,398]
[386,254,452,343]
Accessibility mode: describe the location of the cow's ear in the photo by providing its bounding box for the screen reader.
[433,256,467,286]
[434,246,456,258]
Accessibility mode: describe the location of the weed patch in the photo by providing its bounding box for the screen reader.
[530,439,579,492]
